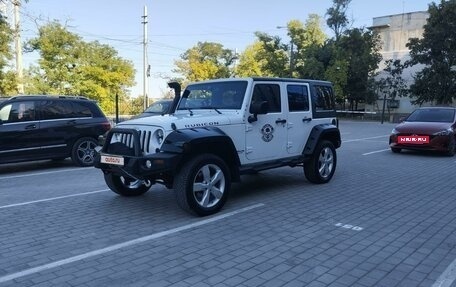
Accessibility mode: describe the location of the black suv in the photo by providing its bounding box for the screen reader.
[0,95,111,166]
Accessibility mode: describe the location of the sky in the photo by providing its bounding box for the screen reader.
[13,0,434,100]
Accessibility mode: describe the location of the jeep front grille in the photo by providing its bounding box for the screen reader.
[106,128,157,156]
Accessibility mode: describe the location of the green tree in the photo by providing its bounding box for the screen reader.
[288,16,327,78]
[339,28,382,110]
[174,42,235,83]
[326,0,352,42]
[235,41,269,77]
[0,13,16,95]
[407,0,456,105]
[376,59,410,120]
[253,32,289,77]
[25,21,135,112]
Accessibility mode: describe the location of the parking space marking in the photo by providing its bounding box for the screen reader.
[432,257,456,287]
[343,135,389,143]
[362,148,391,156]
[0,167,91,180]
[0,203,265,284]
[0,189,108,209]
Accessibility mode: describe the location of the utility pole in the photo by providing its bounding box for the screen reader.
[13,0,24,94]
[142,6,148,110]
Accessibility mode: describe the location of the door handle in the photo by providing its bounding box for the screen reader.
[25,124,36,130]
[275,119,287,124]
[302,118,312,122]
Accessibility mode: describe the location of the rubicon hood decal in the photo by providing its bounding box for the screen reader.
[118,111,232,131]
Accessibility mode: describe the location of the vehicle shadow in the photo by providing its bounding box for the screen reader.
[0,159,77,175]
[394,149,453,158]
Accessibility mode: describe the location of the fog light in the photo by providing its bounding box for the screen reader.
[145,160,152,168]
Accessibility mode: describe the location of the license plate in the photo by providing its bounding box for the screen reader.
[100,155,124,166]
[397,135,429,144]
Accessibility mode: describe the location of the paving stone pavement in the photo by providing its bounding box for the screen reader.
[0,120,455,286]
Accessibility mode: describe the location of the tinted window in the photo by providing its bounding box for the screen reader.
[0,101,36,123]
[287,85,309,112]
[71,102,92,118]
[251,84,281,113]
[40,100,92,120]
[407,108,455,122]
[314,85,335,111]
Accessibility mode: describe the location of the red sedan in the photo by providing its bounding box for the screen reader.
[389,107,456,156]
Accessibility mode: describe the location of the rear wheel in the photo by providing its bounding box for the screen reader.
[174,154,231,216]
[304,140,337,184]
[104,173,151,196]
[71,137,98,166]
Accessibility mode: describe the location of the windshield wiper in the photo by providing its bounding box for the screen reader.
[201,106,222,114]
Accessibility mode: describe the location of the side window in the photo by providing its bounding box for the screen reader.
[314,85,335,111]
[0,101,36,123]
[287,85,309,112]
[251,84,281,113]
[71,102,93,118]
[41,100,73,120]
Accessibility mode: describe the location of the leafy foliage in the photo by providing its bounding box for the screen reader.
[326,0,352,41]
[0,14,16,95]
[288,16,327,79]
[25,21,135,112]
[339,28,382,109]
[407,0,456,105]
[235,42,269,77]
[377,59,410,100]
[174,42,235,83]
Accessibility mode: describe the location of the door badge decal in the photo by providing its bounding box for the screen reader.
[261,124,274,142]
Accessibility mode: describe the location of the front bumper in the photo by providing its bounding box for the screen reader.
[93,127,182,179]
[389,134,451,152]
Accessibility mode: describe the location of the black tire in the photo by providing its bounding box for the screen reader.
[304,140,337,184]
[391,147,401,153]
[71,137,98,167]
[104,173,150,196]
[174,154,231,216]
[446,136,456,157]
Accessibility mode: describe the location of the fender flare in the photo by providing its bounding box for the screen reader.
[160,127,241,180]
[303,124,341,155]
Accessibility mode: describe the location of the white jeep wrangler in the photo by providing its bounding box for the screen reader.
[94,77,341,216]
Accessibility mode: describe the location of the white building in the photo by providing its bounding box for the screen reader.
[366,11,429,121]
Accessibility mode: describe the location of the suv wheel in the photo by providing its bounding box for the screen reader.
[71,137,98,167]
[174,154,231,216]
[104,173,150,196]
[304,140,337,184]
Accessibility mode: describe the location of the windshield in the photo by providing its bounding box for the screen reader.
[144,101,171,113]
[406,108,455,123]
[177,81,248,110]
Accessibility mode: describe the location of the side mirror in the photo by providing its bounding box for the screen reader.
[248,101,268,123]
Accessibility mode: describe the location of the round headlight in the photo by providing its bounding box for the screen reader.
[155,129,164,145]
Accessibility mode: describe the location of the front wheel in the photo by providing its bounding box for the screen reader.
[391,147,401,153]
[104,173,151,196]
[304,140,337,184]
[71,137,98,167]
[446,136,456,157]
[174,154,231,216]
